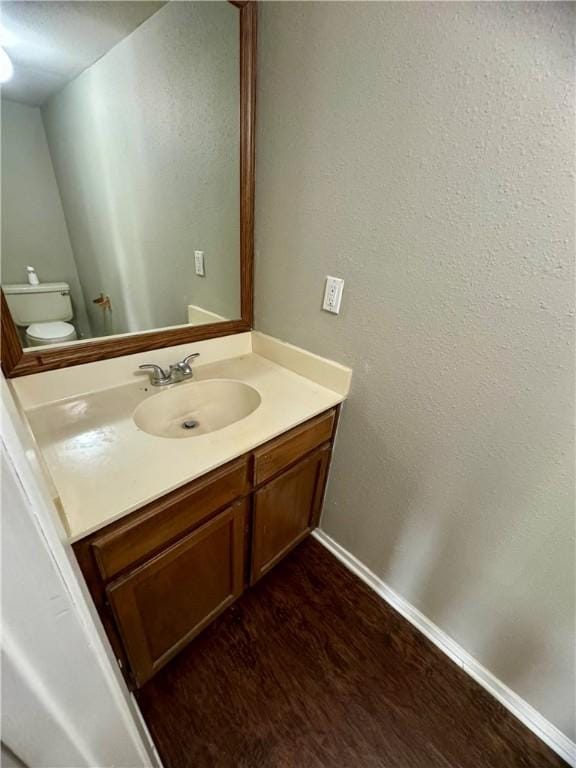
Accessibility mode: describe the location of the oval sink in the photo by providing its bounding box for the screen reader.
[133,379,261,439]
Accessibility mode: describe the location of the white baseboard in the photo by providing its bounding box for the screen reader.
[312,529,576,767]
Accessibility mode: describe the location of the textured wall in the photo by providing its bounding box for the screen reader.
[42,1,240,337]
[256,1,575,738]
[1,99,91,338]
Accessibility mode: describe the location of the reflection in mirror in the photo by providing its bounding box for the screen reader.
[1,1,240,350]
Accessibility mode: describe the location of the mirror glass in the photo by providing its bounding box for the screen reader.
[1,1,240,350]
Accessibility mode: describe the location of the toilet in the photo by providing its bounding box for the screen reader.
[3,282,78,347]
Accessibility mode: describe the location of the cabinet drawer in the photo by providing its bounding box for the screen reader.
[107,500,246,687]
[91,457,249,581]
[253,409,335,486]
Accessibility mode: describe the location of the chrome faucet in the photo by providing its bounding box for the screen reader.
[138,353,200,386]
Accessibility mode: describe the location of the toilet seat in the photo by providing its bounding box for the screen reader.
[26,321,77,345]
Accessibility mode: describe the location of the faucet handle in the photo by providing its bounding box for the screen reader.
[167,353,199,383]
[138,363,171,386]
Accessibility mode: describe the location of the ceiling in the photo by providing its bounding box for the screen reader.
[0,1,166,106]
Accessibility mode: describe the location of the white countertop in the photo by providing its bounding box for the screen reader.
[24,352,347,542]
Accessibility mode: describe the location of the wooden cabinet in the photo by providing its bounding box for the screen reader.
[107,501,246,687]
[251,446,330,583]
[74,407,339,688]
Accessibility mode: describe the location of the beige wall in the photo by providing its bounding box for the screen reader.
[42,1,240,337]
[256,1,575,739]
[1,99,91,338]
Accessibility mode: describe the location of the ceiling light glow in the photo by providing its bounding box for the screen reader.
[0,47,14,83]
[0,24,18,49]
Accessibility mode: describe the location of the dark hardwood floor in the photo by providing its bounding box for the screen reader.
[136,538,567,768]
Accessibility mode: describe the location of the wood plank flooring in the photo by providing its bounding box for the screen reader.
[136,537,568,768]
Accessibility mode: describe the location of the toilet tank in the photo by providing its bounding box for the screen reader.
[3,283,73,326]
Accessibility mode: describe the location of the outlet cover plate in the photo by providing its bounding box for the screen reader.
[194,250,205,276]
[322,276,344,314]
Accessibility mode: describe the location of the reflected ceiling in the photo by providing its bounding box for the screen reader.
[0,1,165,105]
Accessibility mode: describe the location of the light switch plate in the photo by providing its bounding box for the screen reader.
[194,250,205,276]
[322,276,344,314]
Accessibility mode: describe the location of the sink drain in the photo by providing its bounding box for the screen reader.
[181,419,200,430]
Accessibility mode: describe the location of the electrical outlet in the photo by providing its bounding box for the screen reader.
[194,250,205,276]
[322,276,344,314]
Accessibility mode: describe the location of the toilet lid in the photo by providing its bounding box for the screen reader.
[27,321,75,340]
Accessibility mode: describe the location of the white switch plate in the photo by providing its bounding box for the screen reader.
[194,250,205,276]
[322,276,344,314]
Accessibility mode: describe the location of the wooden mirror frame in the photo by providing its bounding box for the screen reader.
[1,0,256,378]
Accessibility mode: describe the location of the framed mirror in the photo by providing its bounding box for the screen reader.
[1,0,255,377]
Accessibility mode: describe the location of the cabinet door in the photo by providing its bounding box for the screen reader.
[251,446,330,583]
[107,500,246,687]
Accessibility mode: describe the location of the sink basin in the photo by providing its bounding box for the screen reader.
[133,379,261,438]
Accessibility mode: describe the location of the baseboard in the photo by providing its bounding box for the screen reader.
[312,529,576,767]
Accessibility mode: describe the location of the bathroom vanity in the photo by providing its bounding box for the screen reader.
[74,406,338,688]
[10,332,351,689]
